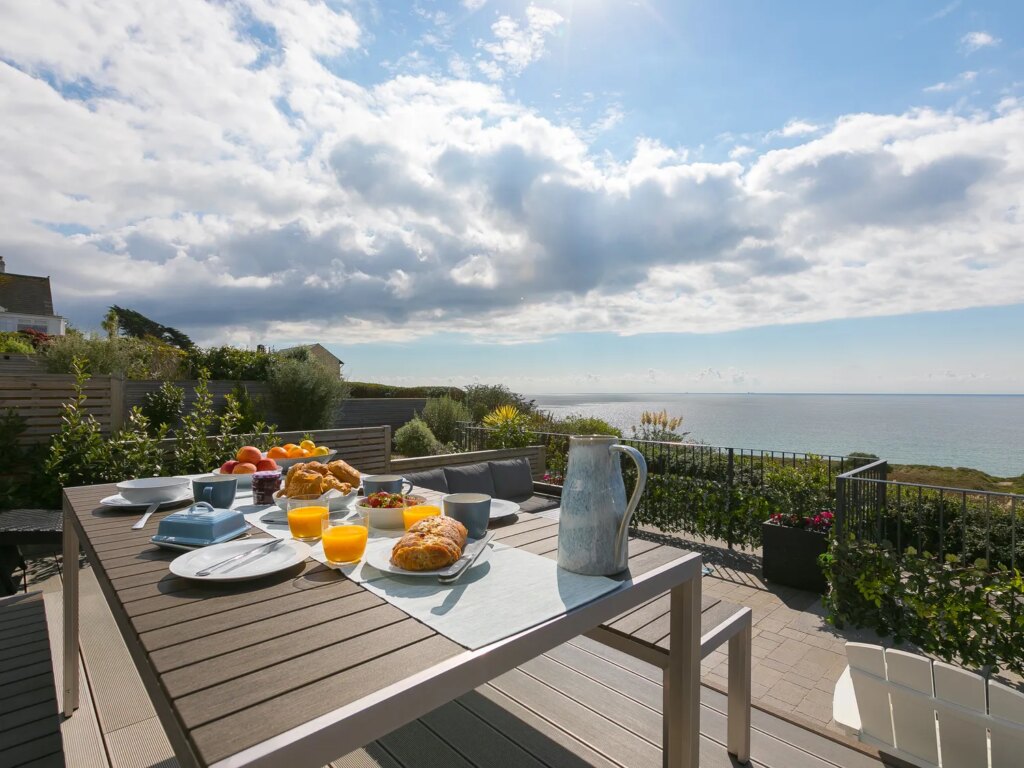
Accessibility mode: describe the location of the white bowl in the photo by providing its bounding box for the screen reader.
[355,494,428,530]
[271,450,337,470]
[212,467,255,487]
[116,477,190,504]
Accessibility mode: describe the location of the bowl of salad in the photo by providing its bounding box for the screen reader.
[355,492,428,530]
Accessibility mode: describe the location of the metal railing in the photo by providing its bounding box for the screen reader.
[836,461,1024,570]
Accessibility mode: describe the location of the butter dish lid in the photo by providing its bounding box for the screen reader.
[152,502,248,546]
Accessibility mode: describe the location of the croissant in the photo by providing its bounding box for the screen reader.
[327,459,360,486]
[285,468,324,498]
[390,517,469,571]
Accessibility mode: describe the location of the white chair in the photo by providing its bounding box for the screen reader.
[833,642,1024,767]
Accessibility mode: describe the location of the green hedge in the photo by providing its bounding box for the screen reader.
[347,382,464,399]
[822,537,1024,676]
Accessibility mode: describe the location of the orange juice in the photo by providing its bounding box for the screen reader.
[287,505,327,541]
[403,504,441,530]
[322,523,368,564]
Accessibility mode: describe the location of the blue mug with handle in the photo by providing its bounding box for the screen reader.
[191,475,238,508]
[362,474,414,496]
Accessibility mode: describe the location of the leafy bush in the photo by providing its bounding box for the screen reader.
[394,417,440,457]
[185,346,275,380]
[348,382,464,399]
[420,396,471,444]
[267,355,348,430]
[822,537,1024,676]
[222,382,267,433]
[540,412,621,437]
[0,409,50,509]
[140,381,185,434]
[42,333,186,379]
[170,370,220,474]
[0,332,35,354]
[482,405,534,449]
[463,384,535,423]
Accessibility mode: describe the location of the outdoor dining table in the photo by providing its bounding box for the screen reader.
[61,482,706,768]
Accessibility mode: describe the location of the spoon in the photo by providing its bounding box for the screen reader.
[132,501,160,530]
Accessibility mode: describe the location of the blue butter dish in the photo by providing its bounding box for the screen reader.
[151,502,249,549]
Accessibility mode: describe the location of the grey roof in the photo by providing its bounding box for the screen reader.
[278,342,344,366]
[0,273,55,316]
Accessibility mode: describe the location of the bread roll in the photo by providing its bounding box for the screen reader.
[327,459,360,486]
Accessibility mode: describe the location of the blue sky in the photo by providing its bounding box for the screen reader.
[1,1,1022,393]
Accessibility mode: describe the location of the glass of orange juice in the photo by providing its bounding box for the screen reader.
[322,515,368,565]
[403,504,442,530]
[286,494,328,542]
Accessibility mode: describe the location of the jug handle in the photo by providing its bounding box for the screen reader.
[610,444,647,558]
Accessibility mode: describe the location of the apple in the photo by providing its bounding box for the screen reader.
[232,462,257,474]
[236,445,262,464]
[255,458,278,472]
[220,460,239,474]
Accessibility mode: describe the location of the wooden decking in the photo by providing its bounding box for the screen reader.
[17,554,888,768]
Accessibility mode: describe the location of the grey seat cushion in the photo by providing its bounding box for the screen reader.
[443,463,496,496]
[516,494,560,515]
[488,458,534,502]
[403,468,449,493]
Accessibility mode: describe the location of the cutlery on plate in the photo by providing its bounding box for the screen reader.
[195,539,283,577]
[132,501,160,531]
[438,532,494,584]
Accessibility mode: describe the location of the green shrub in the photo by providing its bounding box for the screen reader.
[0,409,49,509]
[482,405,534,449]
[0,332,35,354]
[541,412,621,437]
[42,333,186,379]
[463,384,535,423]
[185,346,275,380]
[267,356,348,430]
[171,370,220,474]
[420,396,471,444]
[822,537,1024,676]
[630,410,690,442]
[222,382,267,433]
[140,381,185,434]
[394,417,440,457]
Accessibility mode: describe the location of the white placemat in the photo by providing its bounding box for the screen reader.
[239,502,622,650]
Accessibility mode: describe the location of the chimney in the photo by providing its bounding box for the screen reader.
[0,256,5,273]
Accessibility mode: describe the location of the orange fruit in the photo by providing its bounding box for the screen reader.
[282,443,297,452]
[236,445,262,464]
[267,446,288,459]
[286,447,305,458]
[299,448,311,457]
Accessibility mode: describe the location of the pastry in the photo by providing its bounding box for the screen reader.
[390,517,469,571]
[327,459,361,486]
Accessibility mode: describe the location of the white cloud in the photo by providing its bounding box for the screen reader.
[768,119,821,139]
[926,2,960,22]
[1,2,1023,348]
[463,0,487,10]
[729,145,754,159]
[960,31,1000,52]
[476,4,564,80]
[923,70,978,92]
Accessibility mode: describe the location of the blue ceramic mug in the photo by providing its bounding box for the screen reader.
[191,475,238,508]
[362,474,413,496]
[442,493,491,538]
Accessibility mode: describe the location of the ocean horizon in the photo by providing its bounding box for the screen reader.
[525,392,1024,477]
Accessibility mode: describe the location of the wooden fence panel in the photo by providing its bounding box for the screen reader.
[392,446,546,478]
[0,355,44,375]
[335,398,426,432]
[0,374,118,442]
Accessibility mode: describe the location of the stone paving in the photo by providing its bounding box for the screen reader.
[636,528,892,733]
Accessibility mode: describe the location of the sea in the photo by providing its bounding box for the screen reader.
[526,393,1024,478]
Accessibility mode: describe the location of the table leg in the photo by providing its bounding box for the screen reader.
[664,574,701,768]
[62,505,79,717]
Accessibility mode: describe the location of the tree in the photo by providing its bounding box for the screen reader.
[107,306,194,349]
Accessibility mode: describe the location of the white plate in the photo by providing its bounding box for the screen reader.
[169,538,310,582]
[489,499,521,520]
[100,490,193,512]
[364,538,492,578]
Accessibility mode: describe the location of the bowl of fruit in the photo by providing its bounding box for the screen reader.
[214,445,280,487]
[355,491,428,530]
[263,440,337,470]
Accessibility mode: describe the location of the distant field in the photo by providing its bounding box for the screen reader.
[888,464,1024,494]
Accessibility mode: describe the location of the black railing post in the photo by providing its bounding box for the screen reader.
[835,475,847,539]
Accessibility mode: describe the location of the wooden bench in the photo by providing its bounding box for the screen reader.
[0,591,64,766]
[834,642,1024,767]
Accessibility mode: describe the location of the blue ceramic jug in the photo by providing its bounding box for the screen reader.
[557,435,648,575]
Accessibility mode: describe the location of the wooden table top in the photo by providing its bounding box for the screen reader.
[65,483,707,767]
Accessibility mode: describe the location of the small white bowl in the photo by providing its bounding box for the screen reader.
[116,477,190,504]
[212,468,254,487]
[355,494,428,530]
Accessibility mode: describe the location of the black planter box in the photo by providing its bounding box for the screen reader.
[761,522,829,593]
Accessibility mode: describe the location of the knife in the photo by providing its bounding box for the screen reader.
[439,532,494,584]
[196,539,283,577]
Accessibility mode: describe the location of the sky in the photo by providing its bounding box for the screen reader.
[1,0,1022,394]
